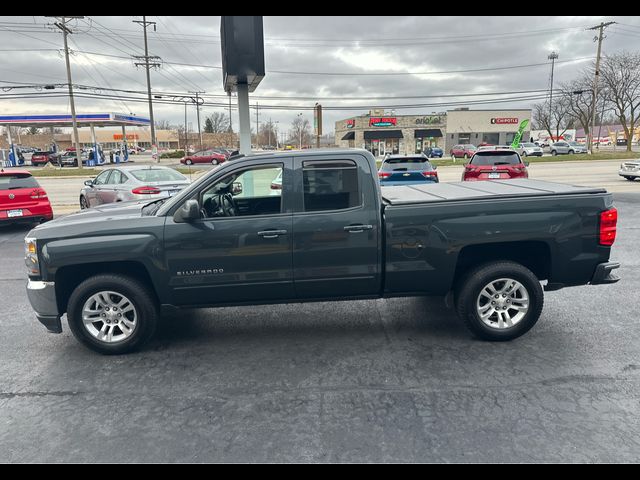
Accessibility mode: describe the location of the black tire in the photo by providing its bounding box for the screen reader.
[67,274,158,354]
[522,151,527,157]
[455,261,544,341]
[185,159,193,165]
[211,159,218,165]
[551,150,557,156]
[463,153,469,160]
[568,150,574,155]
[79,195,89,209]
[624,176,635,181]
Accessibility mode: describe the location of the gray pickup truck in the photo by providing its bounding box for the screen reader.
[25,149,620,354]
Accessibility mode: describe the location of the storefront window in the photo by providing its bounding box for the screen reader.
[459,133,471,144]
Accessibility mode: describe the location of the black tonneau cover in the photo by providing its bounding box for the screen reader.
[381,179,607,205]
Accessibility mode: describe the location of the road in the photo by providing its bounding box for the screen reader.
[0,192,638,462]
[37,158,640,215]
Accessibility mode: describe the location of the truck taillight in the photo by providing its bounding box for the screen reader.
[132,186,161,195]
[599,208,617,246]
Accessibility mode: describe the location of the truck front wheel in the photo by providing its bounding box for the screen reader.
[67,274,158,354]
[455,261,544,341]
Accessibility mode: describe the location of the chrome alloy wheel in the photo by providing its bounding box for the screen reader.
[82,291,138,343]
[476,278,529,329]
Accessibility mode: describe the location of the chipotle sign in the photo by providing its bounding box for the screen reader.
[490,117,519,125]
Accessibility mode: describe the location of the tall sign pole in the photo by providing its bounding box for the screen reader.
[587,21,615,154]
[314,103,322,148]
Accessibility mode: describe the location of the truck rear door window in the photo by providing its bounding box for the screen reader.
[302,160,360,212]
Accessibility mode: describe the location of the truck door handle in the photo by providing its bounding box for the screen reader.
[344,224,373,233]
[258,229,288,239]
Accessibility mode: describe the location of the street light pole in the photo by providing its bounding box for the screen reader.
[548,51,559,139]
[297,113,303,150]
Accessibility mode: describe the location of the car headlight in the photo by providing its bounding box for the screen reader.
[24,237,40,276]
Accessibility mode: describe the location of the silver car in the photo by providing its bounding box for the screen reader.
[619,161,640,181]
[550,141,585,155]
[516,142,543,157]
[79,165,190,209]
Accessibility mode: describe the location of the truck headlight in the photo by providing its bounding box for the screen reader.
[24,237,40,275]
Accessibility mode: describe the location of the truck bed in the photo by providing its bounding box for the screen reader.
[381,179,607,205]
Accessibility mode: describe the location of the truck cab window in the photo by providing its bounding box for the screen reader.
[302,160,360,212]
[200,164,283,218]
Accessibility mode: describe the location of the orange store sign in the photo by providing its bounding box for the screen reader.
[113,134,139,140]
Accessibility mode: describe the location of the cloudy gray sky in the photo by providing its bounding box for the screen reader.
[1,15,639,137]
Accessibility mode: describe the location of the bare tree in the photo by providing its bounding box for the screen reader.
[532,98,571,141]
[289,116,312,148]
[204,112,230,134]
[599,52,640,151]
[258,120,278,147]
[155,119,172,130]
[24,126,40,135]
[560,70,607,141]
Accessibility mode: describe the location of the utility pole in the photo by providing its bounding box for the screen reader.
[133,17,160,162]
[547,51,558,138]
[228,91,233,133]
[49,16,84,168]
[189,91,204,151]
[587,21,615,154]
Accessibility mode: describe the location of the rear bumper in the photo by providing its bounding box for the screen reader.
[590,262,620,285]
[619,169,640,178]
[26,280,62,333]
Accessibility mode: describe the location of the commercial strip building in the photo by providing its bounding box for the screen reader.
[335,108,532,157]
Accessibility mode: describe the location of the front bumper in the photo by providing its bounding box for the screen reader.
[590,262,620,285]
[26,280,62,333]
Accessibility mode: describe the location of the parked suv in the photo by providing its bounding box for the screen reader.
[549,141,581,155]
[516,142,543,157]
[450,144,477,159]
[462,147,529,181]
[30,151,60,167]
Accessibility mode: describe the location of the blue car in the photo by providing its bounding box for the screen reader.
[424,146,443,158]
[378,155,439,186]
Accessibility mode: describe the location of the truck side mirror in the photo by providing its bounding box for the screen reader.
[231,182,243,196]
[173,199,200,223]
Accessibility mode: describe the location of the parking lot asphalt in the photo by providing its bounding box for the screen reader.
[0,193,638,463]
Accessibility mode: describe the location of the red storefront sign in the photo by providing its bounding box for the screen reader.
[369,117,397,127]
[490,118,519,125]
[113,134,140,140]
[346,119,355,129]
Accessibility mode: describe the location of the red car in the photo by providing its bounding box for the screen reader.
[450,144,477,159]
[30,151,59,166]
[462,147,529,182]
[0,169,53,224]
[180,150,227,166]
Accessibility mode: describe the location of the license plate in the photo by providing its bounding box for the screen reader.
[7,209,23,217]
[488,173,500,179]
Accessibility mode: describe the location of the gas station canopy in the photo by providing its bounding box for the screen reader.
[0,112,150,128]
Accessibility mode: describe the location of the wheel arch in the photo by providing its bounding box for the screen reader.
[55,261,159,315]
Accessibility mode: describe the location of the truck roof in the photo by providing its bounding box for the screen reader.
[381,179,607,205]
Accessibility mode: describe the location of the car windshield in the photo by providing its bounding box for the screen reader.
[569,142,580,146]
[0,174,39,190]
[470,152,521,165]
[130,168,187,182]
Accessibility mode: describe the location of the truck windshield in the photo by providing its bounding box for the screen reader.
[470,152,521,166]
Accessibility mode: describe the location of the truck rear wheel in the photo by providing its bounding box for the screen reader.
[455,261,543,341]
[67,274,158,354]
